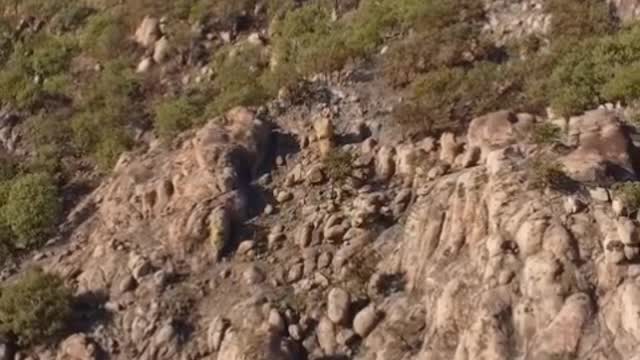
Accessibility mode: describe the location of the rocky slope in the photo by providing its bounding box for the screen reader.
[5,1,640,360]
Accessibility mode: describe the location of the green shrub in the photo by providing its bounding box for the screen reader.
[30,36,76,78]
[531,123,562,145]
[546,0,615,44]
[323,149,353,182]
[82,12,132,60]
[94,132,132,171]
[395,63,512,136]
[154,94,206,139]
[528,157,572,190]
[0,268,72,346]
[382,0,486,87]
[208,44,272,116]
[4,173,61,247]
[601,62,640,104]
[50,3,95,33]
[613,182,640,212]
[272,2,354,76]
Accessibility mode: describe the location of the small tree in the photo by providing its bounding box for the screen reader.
[0,268,72,346]
[4,173,61,247]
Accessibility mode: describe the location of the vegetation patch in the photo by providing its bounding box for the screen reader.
[613,182,640,212]
[0,268,72,346]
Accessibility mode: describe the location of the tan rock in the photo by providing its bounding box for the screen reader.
[152,36,171,63]
[134,16,160,47]
[327,287,350,324]
[57,334,97,360]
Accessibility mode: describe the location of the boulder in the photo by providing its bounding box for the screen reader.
[327,288,350,324]
[467,110,519,160]
[152,37,171,63]
[562,109,638,183]
[134,16,161,47]
[353,304,380,337]
[57,334,98,360]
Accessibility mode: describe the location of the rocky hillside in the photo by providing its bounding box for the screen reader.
[4,0,640,360]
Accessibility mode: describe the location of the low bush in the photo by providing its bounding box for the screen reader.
[528,157,572,191]
[154,94,207,139]
[82,12,133,60]
[531,122,562,145]
[4,173,61,247]
[207,44,272,116]
[0,268,72,346]
[613,182,640,212]
[323,149,353,182]
[545,0,616,45]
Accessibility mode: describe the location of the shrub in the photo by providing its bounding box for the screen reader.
[613,182,640,212]
[395,63,512,137]
[601,62,640,104]
[531,123,562,145]
[323,149,353,182]
[546,0,615,44]
[0,268,72,346]
[154,94,206,139]
[382,0,486,87]
[272,2,352,76]
[208,44,272,116]
[4,173,61,247]
[94,132,132,171]
[82,12,132,60]
[50,4,95,33]
[30,35,76,78]
[528,157,572,190]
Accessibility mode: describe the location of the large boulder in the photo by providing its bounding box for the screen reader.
[562,109,638,183]
[467,111,532,161]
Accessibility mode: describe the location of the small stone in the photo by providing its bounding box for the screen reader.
[324,225,347,243]
[152,36,171,63]
[461,146,481,168]
[353,304,380,337]
[617,218,640,245]
[268,309,286,333]
[316,316,336,355]
[219,31,233,43]
[613,198,626,216]
[268,232,286,248]
[136,57,153,73]
[307,165,326,185]
[247,32,264,46]
[297,223,314,248]
[264,204,274,215]
[625,245,640,261]
[606,240,626,264]
[118,275,136,294]
[288,325,303,341]
[277,191,293,203]
[589,187,610,202]
[327,287,350,324]
[207,317,230,352]
[237,240,255,255]
[317,252,332,269]
[244,265,265,285]
[287,263,304,283]
[336,328,357,347]
[564,196,583,215]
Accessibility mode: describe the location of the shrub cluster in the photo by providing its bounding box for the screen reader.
[0,268,72,346]
[613,182,640,212]
[323,149,353,182]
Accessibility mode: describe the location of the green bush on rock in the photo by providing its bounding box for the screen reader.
[0,268,72,346]
[4,173,61,247]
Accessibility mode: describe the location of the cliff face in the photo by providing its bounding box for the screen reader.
[15,79,640,360]
[5,1,640,360]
